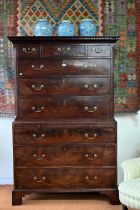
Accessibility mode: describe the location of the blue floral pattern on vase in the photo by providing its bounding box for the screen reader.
[79,19,97,36]
[58,20,74,36]
[34,19,53,36]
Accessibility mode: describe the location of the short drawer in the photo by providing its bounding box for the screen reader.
[18,77,111,96]
[14,145,116,167]
[14,123,116,145]
[88,45,111,57]
[18,59,111,76]
[18,96,111,120]
[42,44,86,57]
[18,44,41,57]
[15,167,116,189]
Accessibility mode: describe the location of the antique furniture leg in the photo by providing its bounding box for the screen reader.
[12,190,23,205]
[122,204,128,210]
[103,190,119,205]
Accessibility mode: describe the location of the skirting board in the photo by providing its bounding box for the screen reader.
[0,178,13,185]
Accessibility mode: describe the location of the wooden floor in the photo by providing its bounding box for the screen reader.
[0,185,124,210]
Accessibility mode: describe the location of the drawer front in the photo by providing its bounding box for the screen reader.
[14,125,116,145]
[18,59,111,76]
[14,145,116,167]
[43,44,86,57]
[88,45,111,57]
[15,167,116,189]
[19,77,110,96]
[18,96,111,120]
[63,77,110,96]
[18,45,41,57]
[19,78,63,96]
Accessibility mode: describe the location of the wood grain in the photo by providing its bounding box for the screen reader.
[8,36,118,205]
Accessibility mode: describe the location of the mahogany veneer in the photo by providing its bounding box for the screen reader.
[8,36,119,205]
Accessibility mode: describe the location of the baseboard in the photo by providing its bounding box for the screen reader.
[0,177,13,185]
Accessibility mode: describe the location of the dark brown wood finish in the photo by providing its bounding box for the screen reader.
[13,123,116,145]
[18,77,110,96]
[14,167,116,189]
[18,59,111,76]
[43,44,86,57]
[18,96,111,120]
[14,145,116,166]
[8,36,119,205]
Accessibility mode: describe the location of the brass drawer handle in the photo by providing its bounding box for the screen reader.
[32,106,45,113]
[93,47,103,53]
[58,47,71,53]
[85,133,97,140]
[85,175,98,183]
[84,84,98,90]
[32,133,45,141]
[32,84,45,91]
[33,176,46,183]
[84,106,97,112]
[22,47,36,53]
[31,64,44,71]
[85,153,98,160]
[33,153,46,160]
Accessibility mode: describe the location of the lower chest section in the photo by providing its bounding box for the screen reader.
[13,122,117,189]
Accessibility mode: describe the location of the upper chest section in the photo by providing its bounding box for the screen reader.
[8,36,119,59]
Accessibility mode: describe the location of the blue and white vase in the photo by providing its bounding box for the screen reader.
[79,19,97,36]
[33,19,53,36]
[58,20,74,36]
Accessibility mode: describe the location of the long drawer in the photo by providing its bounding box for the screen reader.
[18,59,111,76]
[14,145,116,167]
[13,123,116,145]
[18,77,111,96]
[15,167,116,189]
[18,96,111,120]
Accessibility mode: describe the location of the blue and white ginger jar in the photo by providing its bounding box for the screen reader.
[79,19,97,36]
[58,20,74,36]
[34,19,53,36]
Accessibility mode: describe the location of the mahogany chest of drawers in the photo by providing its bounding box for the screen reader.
[9,36,119,205]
